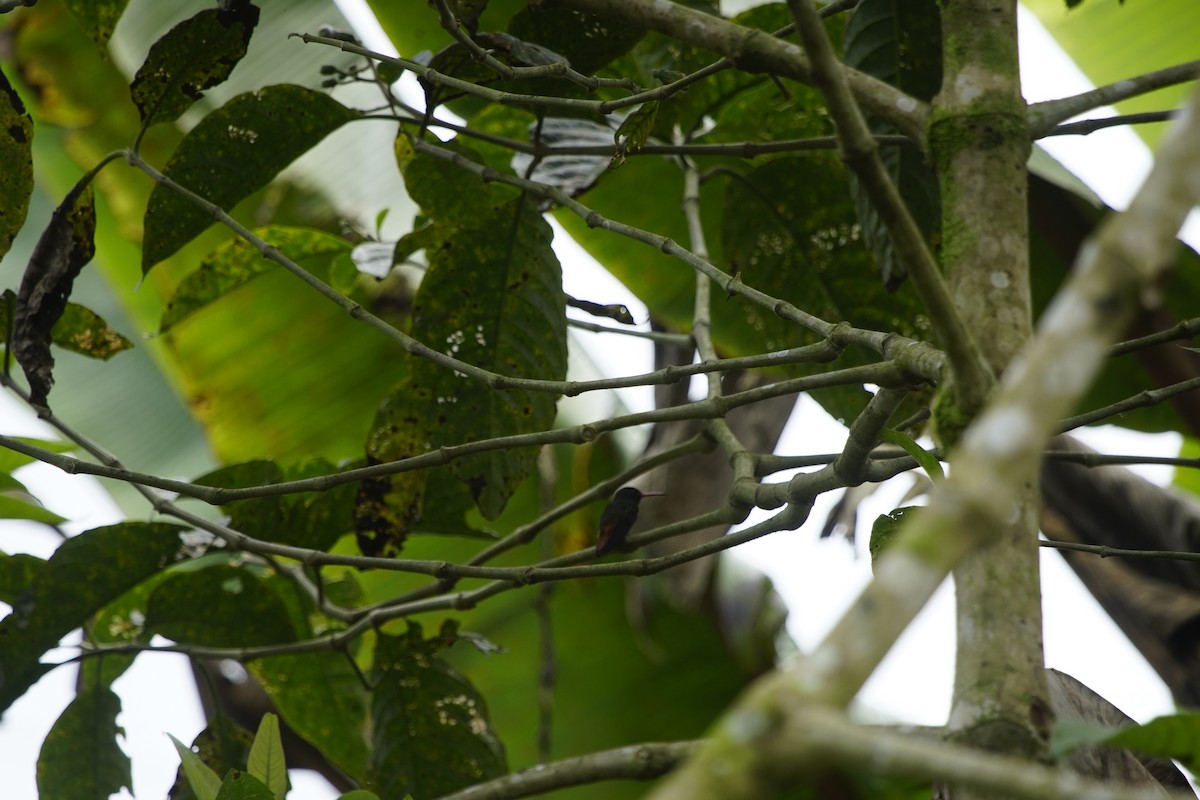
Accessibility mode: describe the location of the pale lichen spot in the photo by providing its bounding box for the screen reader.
[990,271,1010,289]
[896,96,918,114]
[964,406,1033,460]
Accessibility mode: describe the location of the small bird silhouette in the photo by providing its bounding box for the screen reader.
[595,487,663,555]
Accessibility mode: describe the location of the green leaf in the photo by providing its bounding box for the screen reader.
[369,622,506,799]
[879,429,943,481]
[0,551,45,605]
[51,302,133,359]
[843,0,942,288]
[719,155,927,424]
[613,101,658,165]
[1049,718,1120,759]
[0,522,186,713]
[1105,713,1200,774]
[145,563,297,647]
[247,714,287,800]
[336,792,381,800]
[507,3,645,75]
[357,197,566,553]
[397,137,513,227]
[251,652,370,781]
[214,770,275,800]
[870,506,920,566]
[62,0,129,48]
[13,175,96,407]
[142,85,359,271]
[82,569,173,689]
[161,226,351,332]
[37,686,131,800]
[0,494,67,525]
[171,733,224,800]
[194,458,355,551]
[130,4,261,127]
[0,66,33,262]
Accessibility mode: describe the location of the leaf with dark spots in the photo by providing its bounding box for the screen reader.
[51,302,133,359]
[62,0,129,49]
[0,66,33,263]
[13,176,96,408]
[142,85,359,272]
[130,3,261,128]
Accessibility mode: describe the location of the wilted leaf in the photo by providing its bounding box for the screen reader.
[142,85,359,272]
[369,622,506,798]
[13,176,96,407]
[37,687,131,800]
[130,3,261,127]
[0,66,33,262]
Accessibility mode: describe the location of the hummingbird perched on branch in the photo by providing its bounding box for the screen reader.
[595,487,664,556]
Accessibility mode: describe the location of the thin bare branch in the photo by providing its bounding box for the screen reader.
[1029,60,1200,139]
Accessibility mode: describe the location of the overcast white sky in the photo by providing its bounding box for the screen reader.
[0,3,1196,799]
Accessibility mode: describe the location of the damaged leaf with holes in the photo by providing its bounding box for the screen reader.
[369,621,506,798]
[130,2,261,127]
[142,85,359,272]
[357,197,566,554]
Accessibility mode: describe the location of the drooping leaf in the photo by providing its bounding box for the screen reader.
[843,0,942,288]
[357,197,566,553]
[142,85,360,272]
[0,522,186,713]
[160,226,351,332]
[36,686,131,800]
[62,0,129,48]
[130,3,261,128]
[368,622,506,799]
[251,652,370,781]
[171,733,224,800]
[0,66,33,262]
[13,176,96,407]
[145,563,297,647]
[247,714,287,800]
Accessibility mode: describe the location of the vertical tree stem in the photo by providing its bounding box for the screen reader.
[933,0,1049,777]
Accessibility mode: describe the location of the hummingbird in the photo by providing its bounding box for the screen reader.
[595,487,664,555]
